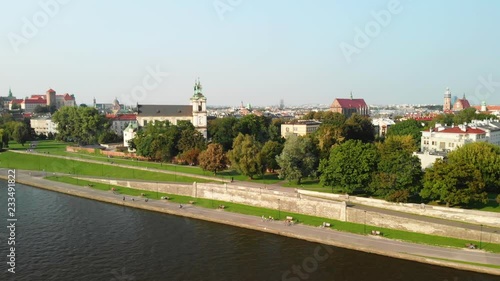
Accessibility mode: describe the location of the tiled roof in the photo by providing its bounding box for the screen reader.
[332,98,368,109]
[24,97,47,104]
[46,89,56,93]
[455,99,470,108]
[137,104,192,117]
[106,114,137,121]
[429,127,486,134]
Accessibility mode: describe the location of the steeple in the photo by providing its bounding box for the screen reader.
[463,93,466,99]
[8,87,13,97]
[350,91,353,99]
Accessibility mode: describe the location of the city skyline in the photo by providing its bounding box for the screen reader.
[1,0,500,107]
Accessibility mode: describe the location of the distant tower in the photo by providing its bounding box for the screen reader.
[93,97,96,108]
[46,88,56,107]
[481,101,487,112]
[443,88,452,111]
[190,78,207,138]
[279,99,284,110]
[8,87,13,97]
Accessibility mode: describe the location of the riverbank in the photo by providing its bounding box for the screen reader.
[2,171,499,276]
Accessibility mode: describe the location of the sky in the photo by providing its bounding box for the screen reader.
[1,0,500,107]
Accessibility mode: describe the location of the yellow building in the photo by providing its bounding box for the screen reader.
[281,120,321,138]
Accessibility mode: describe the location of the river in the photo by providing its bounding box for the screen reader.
[0,182,496,281]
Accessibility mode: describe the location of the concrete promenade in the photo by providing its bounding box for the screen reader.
[1,169,499,276]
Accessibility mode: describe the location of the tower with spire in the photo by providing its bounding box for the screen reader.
[443,87,452,111]
[190,78,207,138]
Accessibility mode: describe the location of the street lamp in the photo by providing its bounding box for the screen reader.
[480,224,483,249]
[156,182,159,199]
[278,199,281,220]
[364,211,367,234]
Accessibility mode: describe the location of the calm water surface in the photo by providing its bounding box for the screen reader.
[0,182,497,281]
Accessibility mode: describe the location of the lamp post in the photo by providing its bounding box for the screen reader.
[278,199,281,220]
[364,211,367,234]
[480,224,483,249]
[156,182,159,199]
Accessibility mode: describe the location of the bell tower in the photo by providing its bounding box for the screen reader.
[190,78,207,138]
[443,87,452,111]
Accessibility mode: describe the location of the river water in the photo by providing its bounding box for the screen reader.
[0,182,496,281]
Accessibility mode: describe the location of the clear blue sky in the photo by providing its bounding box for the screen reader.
[1,0,499,107]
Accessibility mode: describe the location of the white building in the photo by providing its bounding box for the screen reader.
[106,114,137,136]
[30,115,58,136]
[123,122,138,148]
[136,79,207,138]
[372,118,396,137]
[420,120,500,153]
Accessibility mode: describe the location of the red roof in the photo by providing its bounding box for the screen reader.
[455,99,470,109]
[333,98,368,109]
[473,105,500,111]
[46,89,56,93]
[31,94,46,99]
[24,97,47,104]
[9,99,24,104]
[106,114,137,121]
[62,93,74,101]
[432,127,485,134]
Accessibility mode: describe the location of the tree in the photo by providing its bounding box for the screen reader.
[178,148,201,165]
[261,140,283,172]
[198,143,228,174]
[10,102,21,110]
[319,140,379,194]
[343,114,375,143]
[0,129,9,149]
[33,105,49,114]
[314,124,345,159]
[421,159,487,207]
[446,142,500,193]
[386,119,424,147]
[453,107,477,125]
[208,117,238,151]
[12,122,30,146]
[53,106,109,145]
[177,122,206,154]
[276,135,317,184]
[98,131,120,144]
[370,150,422,202]
[133,121,180,161]
[228,134,263,179]
[377,135,418,154]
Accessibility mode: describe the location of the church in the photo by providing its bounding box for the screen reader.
[134,79,208,138]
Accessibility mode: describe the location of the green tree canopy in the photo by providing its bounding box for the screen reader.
[133,121,180,162]
[421,159,487,207]
[260,140,283,172]
[228,133,263,179]
[319,140,379,194]
[343,114,375,143]
[53,106,109,145]
[386,119,424,147]
[12,122,30,146]
[276,134,318,184]
[446,142,500,193]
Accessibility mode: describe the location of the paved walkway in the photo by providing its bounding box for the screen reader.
[4,169,500,275]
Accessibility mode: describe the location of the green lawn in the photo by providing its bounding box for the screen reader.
[47,176,500,255]
[10,140,282,184]
[0,151,208,183]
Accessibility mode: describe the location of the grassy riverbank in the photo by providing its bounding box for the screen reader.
[47,175,500,254]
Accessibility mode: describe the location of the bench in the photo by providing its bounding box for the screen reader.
[286,216,293,220]
[371,230,382,236]
[87,184,94,187]
[189,200,195,204]
[465,243,477,249]
[218,205,225,209]
[322,222,331,227]
[160,196,170,200]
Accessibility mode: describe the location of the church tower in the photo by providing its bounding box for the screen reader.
[190,78,207,138]
[443,87,452,111]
